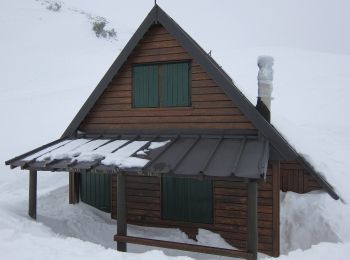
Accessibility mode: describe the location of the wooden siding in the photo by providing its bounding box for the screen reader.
[79,25,255,132]
[110,163,280,257]
[280,161,321,193]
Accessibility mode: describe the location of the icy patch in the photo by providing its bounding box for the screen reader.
[149,140,171,150]
[136,150,148,156]
[101,140,149,168]
[35,139,92,161]
[24,139,72,161]
[75,139,128,162]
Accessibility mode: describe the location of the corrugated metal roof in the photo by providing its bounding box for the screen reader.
[6,135,269,180]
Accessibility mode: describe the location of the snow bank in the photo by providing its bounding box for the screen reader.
[263,242,350,260]
[36,186,233,259]
[279,191,350,253]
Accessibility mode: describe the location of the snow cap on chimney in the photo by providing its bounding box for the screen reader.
[257,56,274,110]
[256,56,274,122]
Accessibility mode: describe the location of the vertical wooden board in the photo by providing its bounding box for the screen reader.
[111,176,118,219]
[162,62,190,107]
[69,171,73,204]
[133,64,159,107]
[162,177,186,221]
[81,173,87,202]
[69,171,80,204]
[162,177,213,224]
[80,172,111,213]
[28,170,37,220]
[298,170,304,193]
[117,173,127,252]
[272,161,280,257]
[187,179,213,224]
[280,161,321,194]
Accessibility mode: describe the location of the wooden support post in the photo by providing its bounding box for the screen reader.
[272,161,281,257]
[117,172,127,252]
[69,171,80,204]
[247,181,258,260]
[28,170,37,220]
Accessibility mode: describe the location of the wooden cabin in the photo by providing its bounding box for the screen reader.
[5,5,339,260]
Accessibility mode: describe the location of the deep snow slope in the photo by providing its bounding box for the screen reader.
[1,0,350,260]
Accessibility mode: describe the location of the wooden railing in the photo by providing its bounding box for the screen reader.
[114,235,255,260]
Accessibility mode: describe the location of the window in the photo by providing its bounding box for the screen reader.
[133,62,190,108]
[162,176,213,224]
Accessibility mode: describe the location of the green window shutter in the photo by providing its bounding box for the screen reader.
[187,179,213,223]
[162,177,187,221]
[80,172,111,213]
[133,64,159,108]
[162,176,213,224]
[162,62,190,107]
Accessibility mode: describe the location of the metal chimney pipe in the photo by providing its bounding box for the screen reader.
[256,56,274,122]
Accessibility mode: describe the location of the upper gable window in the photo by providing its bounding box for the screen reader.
[132,62,190,108]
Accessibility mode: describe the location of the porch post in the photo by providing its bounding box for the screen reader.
[69,171,80,204]
[247,180,258,260]
[117,172,127,252]
[28,170,37,220]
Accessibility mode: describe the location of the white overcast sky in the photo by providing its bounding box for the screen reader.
[78,0,350,55]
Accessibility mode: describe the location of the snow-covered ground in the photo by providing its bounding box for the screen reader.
[1,0,350,259]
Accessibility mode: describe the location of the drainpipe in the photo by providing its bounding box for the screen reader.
[256,56,274,123]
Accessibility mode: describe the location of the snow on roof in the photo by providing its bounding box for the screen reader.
[22,138,169,169]
[8,135,269,179]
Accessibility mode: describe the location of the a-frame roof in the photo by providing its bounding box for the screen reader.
[60,5,339,199]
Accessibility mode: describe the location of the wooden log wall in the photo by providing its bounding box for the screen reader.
[79,24,255,133]
[111,163,280,257]
[280,161,321,193]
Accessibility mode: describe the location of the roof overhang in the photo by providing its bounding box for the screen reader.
[6,134,269,180]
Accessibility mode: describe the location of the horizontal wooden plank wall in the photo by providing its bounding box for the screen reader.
[280,161,321,193]
[79,24,255,132]
[110,166,279,256]
[212,166,278,256]
[111,175,161,222]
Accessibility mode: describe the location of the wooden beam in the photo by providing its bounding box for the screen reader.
[69,171,80,204]
[117,172,127,252]
[114,235,254,259]
[272,161,281,257]
[247,181,258,260]
[29,170,37,220]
